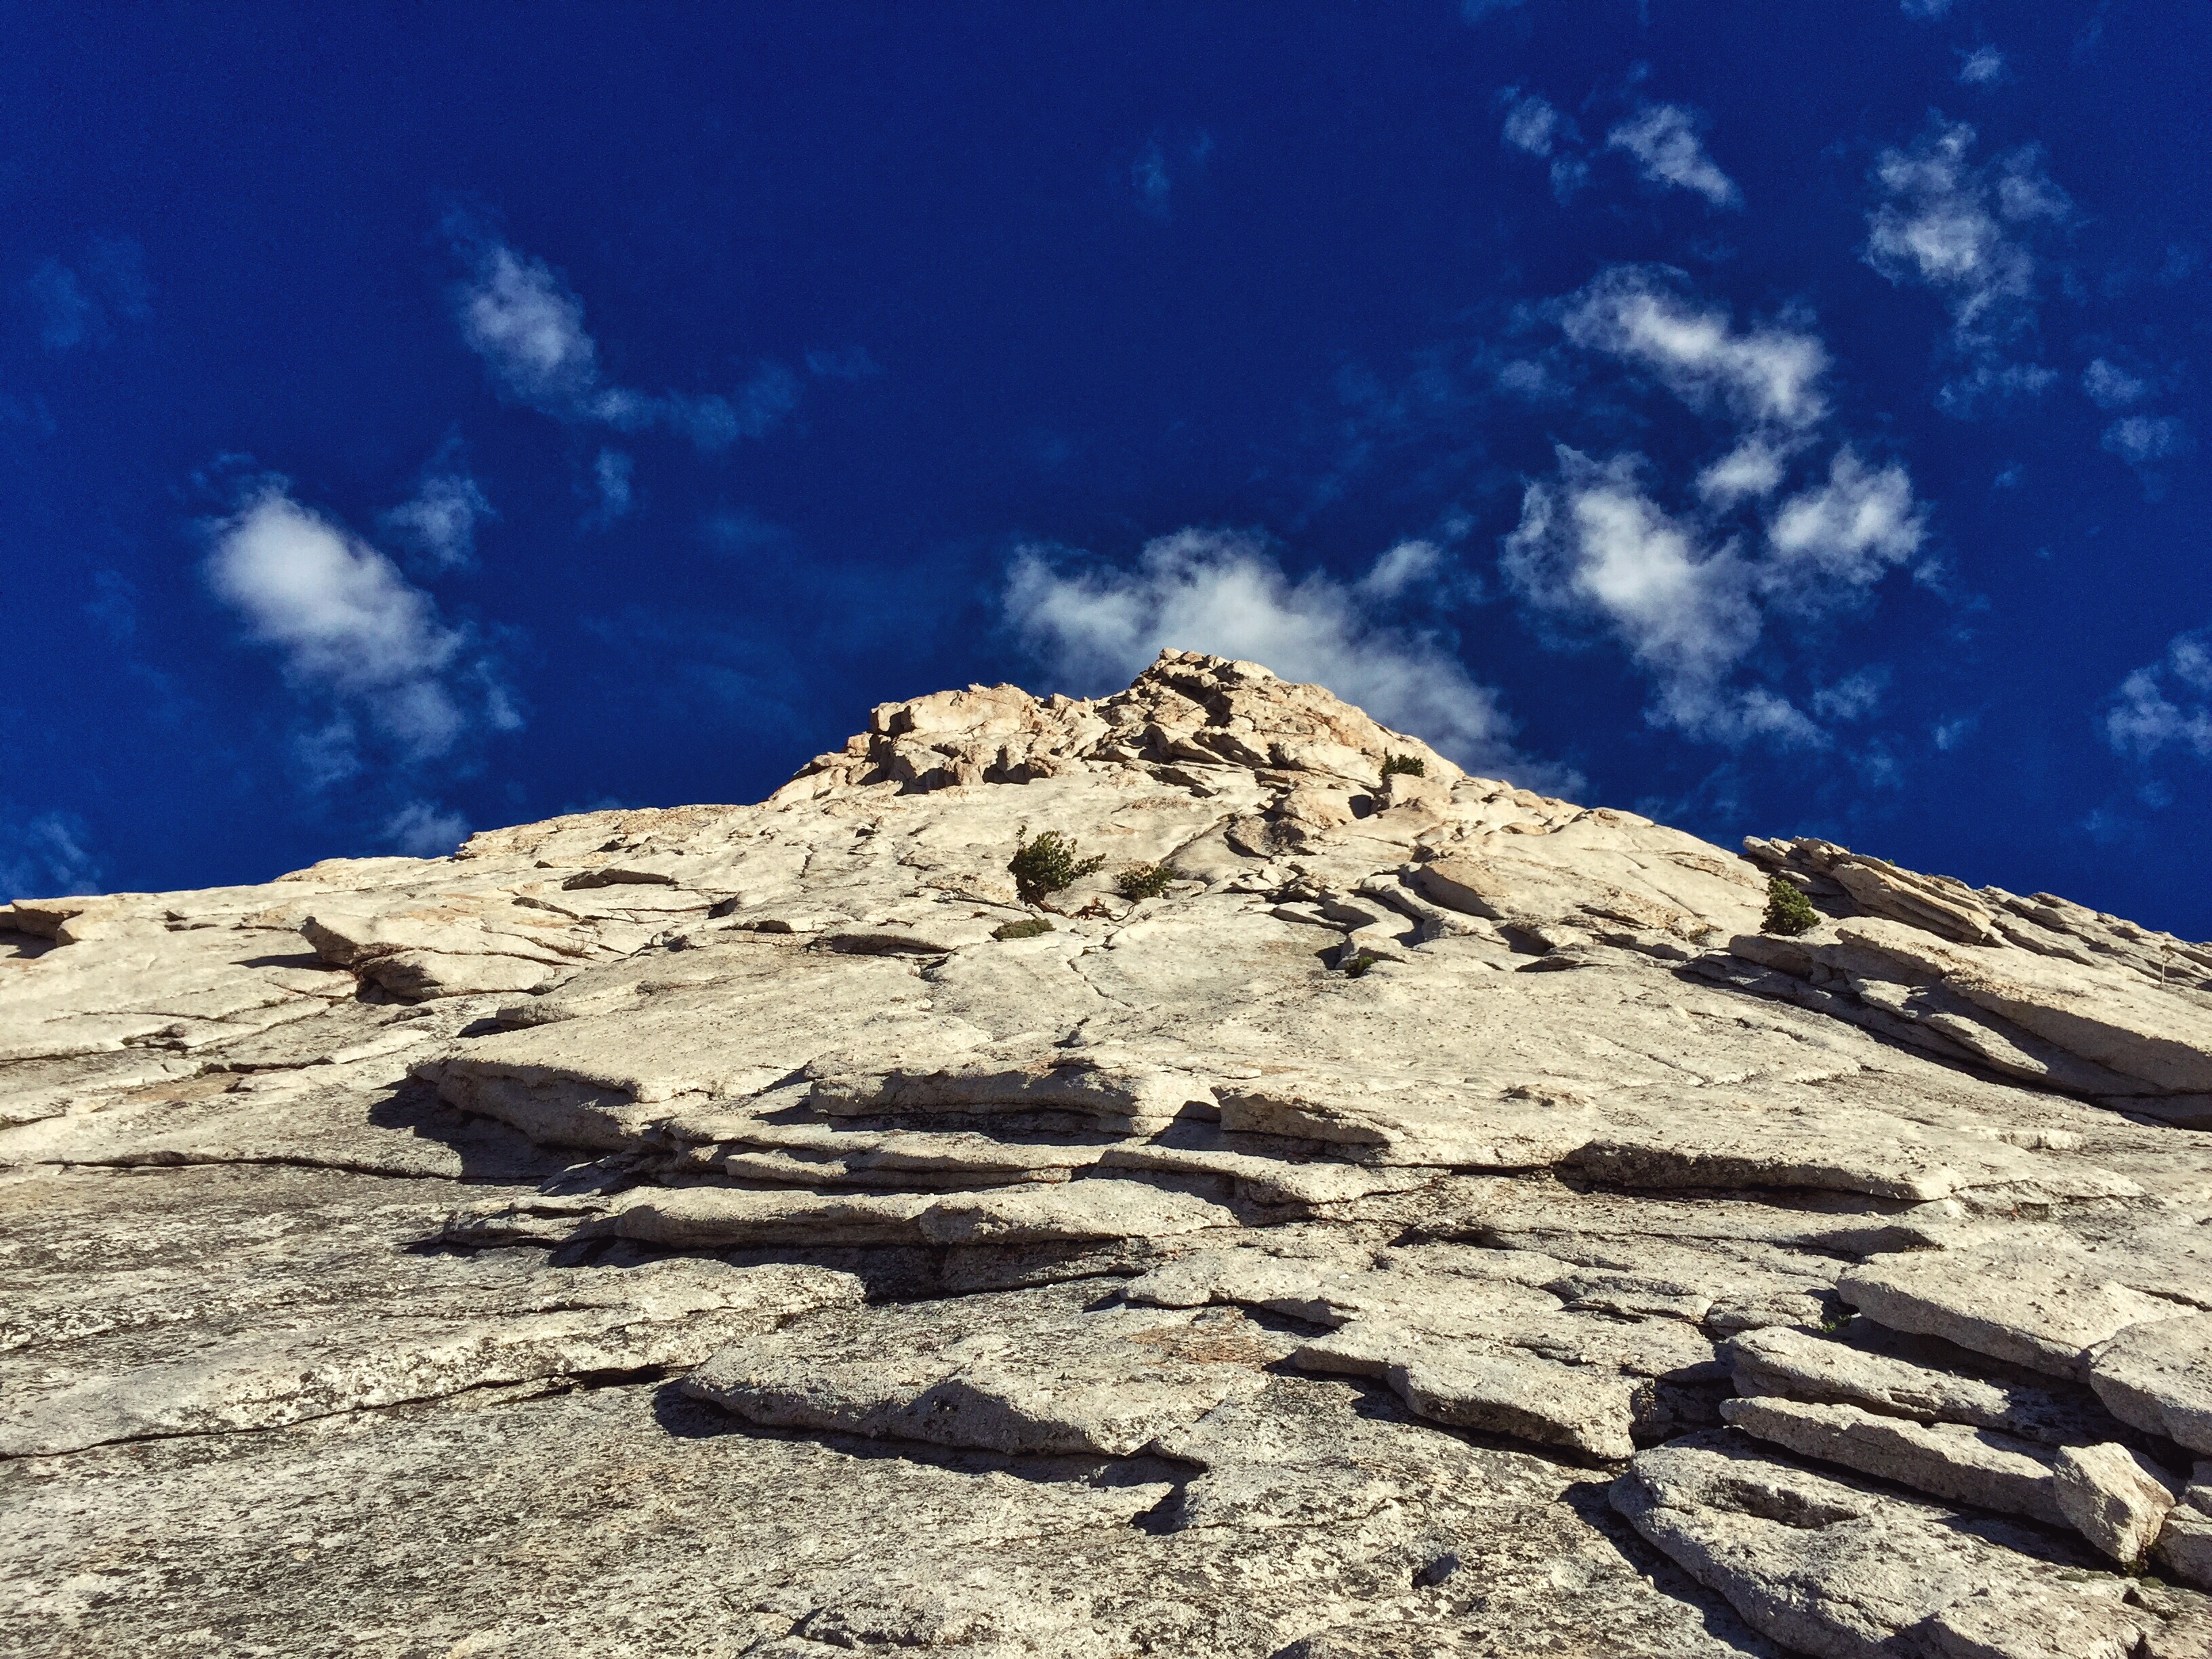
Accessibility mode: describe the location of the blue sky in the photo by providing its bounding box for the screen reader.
[5,3,2210,933]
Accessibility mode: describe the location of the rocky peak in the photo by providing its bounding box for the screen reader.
[781,649,1465,801]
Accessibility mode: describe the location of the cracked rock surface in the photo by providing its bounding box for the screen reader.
[5,650,2211,1657]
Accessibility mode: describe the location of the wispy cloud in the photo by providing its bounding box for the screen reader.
[1864,118,2071,413]
[1127,131,1214,222]
[1957,47,2005,85]
[379,453,493,574]
[2106,630,2212,763]
[585,449,635,527]
[2102,415,2192,467]
[0,811,98,902]
[1764,449,1925,601]
[382,799,470,857]
[1562,266,1828,430]
[204,483,519,779]
[447,219,798,451]
[1502,269,1925,747]
[1605,104,1742,209]
[1501,94,1568,157]
[2082,358,2149,409]
[1003,529,1552,781]
[21,237,151,351]
[1503,451,1784,743]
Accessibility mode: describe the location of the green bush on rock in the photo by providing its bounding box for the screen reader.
[992,918,1056,941]
[1008,832,1105,904]
[1763,876,1821,937]
[1117,863,1176,901]
[1380,754,1427,779]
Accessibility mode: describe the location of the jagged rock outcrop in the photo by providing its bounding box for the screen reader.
[4,649,2210,1658]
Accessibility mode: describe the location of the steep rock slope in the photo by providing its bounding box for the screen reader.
[3,651,2210,1658]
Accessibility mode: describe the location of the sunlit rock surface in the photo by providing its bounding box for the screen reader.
[5,651,2211,1657]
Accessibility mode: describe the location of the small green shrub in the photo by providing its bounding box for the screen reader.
[1341,949,1382,977]
[993,917,1055,941]
[1117,863,1176,901]
[1008,832,1104,903]
[1818,1307,1858,1334]
[1763,875,1822,937]
[1380,753,1427,779]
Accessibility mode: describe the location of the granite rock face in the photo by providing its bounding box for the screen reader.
[5,649,2211,1657]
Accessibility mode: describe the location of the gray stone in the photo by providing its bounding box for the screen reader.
[2053,1441,2181,1565]
[1717,1395,2066,1525]
[1614,1431,2162,1659]
[2091,1314,2212,1454]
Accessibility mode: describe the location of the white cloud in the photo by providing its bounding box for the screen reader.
[1901,0,1953,17]
[1957,47,2005,85]
[1562,267,1828,429]
[455,241,599,410]
[448,224,796,451]
[1605,104,1742,209]
[1764,449,1925,599]
[1003,529,1542,779]
[1502,95,1565,157]
[1696,439,1788,507]
[1357,539,1445,600]
[1511,266,1929,749]
[2102,415,2192,466]
[205,485,518,766]
[0,811,98,902]
[383,800,470,857]
[1865,119,2070,409]
[1502,438,1922,747]
[380,468,493,573]
[2082,359,2149,409]
[2106,630,2212,762]
[1503,450,1777,740]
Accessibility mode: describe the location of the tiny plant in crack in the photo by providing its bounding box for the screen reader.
[1340,949,1382,977]
[992,917,1055,941]
[1380,753,1427,779]
[1763,875,1821,937]
[1117,863,1176,901]
[1008,832,1104,905]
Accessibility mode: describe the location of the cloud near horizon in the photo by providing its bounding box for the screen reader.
[1002,529,1563,787]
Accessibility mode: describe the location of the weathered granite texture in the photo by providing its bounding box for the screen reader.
[5,651,2211,1657]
